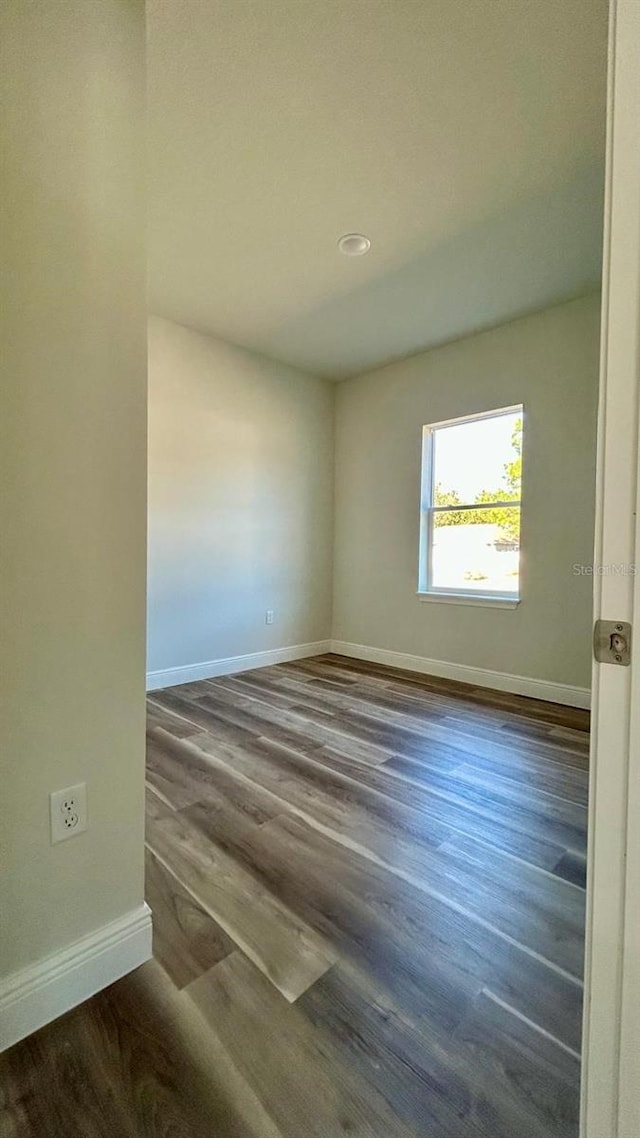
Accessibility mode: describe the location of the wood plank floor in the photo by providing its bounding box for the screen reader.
[0,654,589,1137]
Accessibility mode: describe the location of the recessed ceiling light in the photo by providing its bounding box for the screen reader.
[338,233,371,257]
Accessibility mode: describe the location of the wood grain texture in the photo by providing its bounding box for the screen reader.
[0,960,270,1138]
[187,951,426,1138]
[146,808,335,1002]
[0,654,588,1137]
[145,849,235,989]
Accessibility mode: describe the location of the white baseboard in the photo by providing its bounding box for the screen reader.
[146,639,332,692]
[330,640,591,709]
[0,902,152,1053]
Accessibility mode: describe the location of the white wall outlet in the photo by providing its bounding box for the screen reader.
[265,609,274,625]
[50,783,87,844]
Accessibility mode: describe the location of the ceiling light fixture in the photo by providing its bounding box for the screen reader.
[337,233,371,257]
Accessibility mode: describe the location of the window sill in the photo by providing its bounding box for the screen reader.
[416,591,520,609]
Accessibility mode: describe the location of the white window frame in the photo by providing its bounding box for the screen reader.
[417,404,523,607]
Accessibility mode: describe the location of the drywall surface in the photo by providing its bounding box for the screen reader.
[333,295,600,688]
[0,1,147,977]
[147,318,334,674]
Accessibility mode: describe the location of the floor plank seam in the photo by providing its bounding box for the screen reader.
[448,764,588,810]
[144,839,335,1003]
[250,815,585,988]
[206,673,590,772]
[203,678,393,760]
[234,729,588,887]
[436,837,587,894]
[147,726,586,982]
[482,988,582,1062]
[147,695,204,733]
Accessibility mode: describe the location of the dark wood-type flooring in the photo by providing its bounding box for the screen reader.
[0,654,590,1137]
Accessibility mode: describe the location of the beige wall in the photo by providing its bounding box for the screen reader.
[147,318,334,675]
[333,295,600,688]
[0,1,146,977]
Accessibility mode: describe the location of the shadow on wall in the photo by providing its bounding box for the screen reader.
[257,162,604,379]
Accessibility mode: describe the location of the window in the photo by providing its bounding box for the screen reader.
[418,405,523,603]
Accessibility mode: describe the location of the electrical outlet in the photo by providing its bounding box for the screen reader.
[50,783,87,844]
[265,609,274,625]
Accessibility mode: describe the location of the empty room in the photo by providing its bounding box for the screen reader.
[3,2,640,1138]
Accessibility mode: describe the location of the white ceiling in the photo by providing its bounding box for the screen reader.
[148,0,608,379]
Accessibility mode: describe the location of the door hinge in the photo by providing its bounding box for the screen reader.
[593,620,631,665]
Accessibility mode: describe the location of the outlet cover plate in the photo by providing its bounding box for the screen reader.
[50,782,87,844]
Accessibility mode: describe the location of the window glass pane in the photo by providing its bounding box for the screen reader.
[431,505,520,594]
[432,409,522,507]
